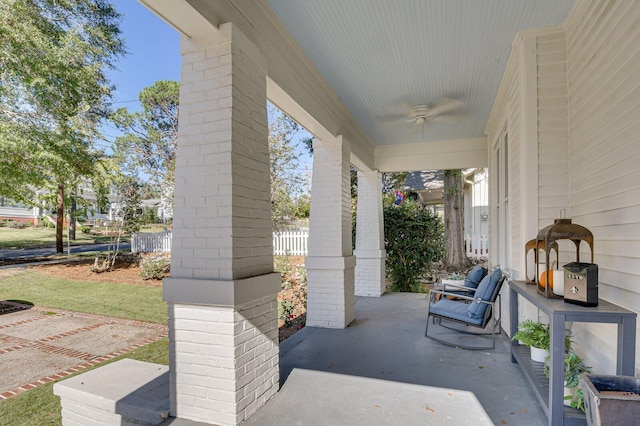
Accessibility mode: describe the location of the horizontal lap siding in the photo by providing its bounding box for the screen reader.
[507,67,521,275]
[566,0,640,374]
[537,32,569,229]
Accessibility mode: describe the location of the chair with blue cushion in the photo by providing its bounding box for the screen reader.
[437,264,488,297]
[425,268,505,350]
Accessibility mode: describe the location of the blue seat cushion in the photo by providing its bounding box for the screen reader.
[464,265,487,289]
[466,268,502,320]
[430,299,484,326]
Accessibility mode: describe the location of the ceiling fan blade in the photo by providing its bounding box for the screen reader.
[430,113,463,123]
[426,98,464,117]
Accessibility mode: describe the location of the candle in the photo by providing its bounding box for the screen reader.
[553,270,565,296]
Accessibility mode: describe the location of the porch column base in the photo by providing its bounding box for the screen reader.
[354,249,386,297]
[53,359,169,426]
[305,256,356,328]
[164,273,280,425]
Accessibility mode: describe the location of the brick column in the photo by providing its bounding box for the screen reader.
[355,169,386,296]
[306,136,356,328]
[162,23,279,425]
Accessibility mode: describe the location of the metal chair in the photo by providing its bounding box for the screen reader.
[425,271,506,350]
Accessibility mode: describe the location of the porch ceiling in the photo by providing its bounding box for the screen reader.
[149,0,574,169]
[265,0,574,147]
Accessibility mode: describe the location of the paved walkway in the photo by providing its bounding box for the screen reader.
[0,242,132,260]
[0,302,167,399]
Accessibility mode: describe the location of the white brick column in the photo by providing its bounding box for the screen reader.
[306,136,356,328]
[355,169,386,296]
[162,23,279,426]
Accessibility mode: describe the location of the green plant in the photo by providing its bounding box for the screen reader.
[139,254,171,280]
[384,198,445,292]
[511,320,550,349]
[543,349,590,411]
[446,272,466,280]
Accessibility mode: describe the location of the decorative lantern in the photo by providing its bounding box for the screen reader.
[535,218,594,298]
[524,238,558,285]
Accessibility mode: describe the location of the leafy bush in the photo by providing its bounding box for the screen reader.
[81,225,92,234]
[384,198,445,292]
[7,220,28,229]
[139,254,170,280]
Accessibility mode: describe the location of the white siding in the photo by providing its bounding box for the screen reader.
[537,32,569,227]
[565,0,640,374]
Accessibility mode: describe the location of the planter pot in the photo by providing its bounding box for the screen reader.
[580,373,640,426]
[530,346,548,363]
[442,279,465,287]
[564,386,574,406]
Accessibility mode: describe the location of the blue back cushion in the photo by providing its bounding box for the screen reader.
[464,265,487,289]
[467,268,502,320]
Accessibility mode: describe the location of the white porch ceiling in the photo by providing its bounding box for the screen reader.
[265,0,575,146]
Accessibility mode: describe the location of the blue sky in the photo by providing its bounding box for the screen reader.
[105,0,312,180]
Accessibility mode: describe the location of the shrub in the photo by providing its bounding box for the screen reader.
[139,254,170,280]
[7,220,28,229]
[384,197,445,292]
[81,225,92,234]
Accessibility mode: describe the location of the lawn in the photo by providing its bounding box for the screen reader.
[0,269,168,425]
[0,227,125,250]
[0,270,166,324]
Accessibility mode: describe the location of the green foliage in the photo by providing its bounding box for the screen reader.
[511,320,550,349]
[139,254,170,280]
[112,80,179,212]
[384,197,445,292]
[0,0,125,205]
[268,103,309,230]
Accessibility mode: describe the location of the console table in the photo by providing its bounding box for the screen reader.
[509,280,637,426]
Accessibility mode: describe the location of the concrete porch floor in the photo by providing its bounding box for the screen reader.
[238,292,547,425]
[161,292,547,425]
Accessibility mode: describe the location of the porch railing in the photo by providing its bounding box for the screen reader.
[465,234,488,258]
[273,229,309,256]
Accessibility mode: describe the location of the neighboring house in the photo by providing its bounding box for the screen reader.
[404,168,489,238]
[63,2,639,425]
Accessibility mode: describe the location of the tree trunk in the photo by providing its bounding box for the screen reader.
[443,170,471,272]
[56,184,64,253]
[69,195,76,240]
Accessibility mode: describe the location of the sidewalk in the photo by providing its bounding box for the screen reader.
[0,302,167,399]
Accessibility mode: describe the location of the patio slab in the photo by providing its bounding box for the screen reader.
[243,292,547,425]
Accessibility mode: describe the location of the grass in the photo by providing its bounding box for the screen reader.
[0,269,168,425]
[0,338,169,426]
[0,227,126,250]
[0,270,166,323]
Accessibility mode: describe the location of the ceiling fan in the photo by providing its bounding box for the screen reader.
[407,98,464,124]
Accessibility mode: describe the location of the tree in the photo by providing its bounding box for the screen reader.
[0,0,125,252]
[268,103,306,230]
[112,80,179,217]
[443,169,472,271]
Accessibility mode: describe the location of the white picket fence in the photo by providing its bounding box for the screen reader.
[131,230,172,253]
[131,229,484,259]
[465,234,488,258]
[273,229,309,256]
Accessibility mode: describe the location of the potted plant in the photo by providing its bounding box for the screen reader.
[511,320,550,362]
[545,349,590,408]
[441,272,465,287]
